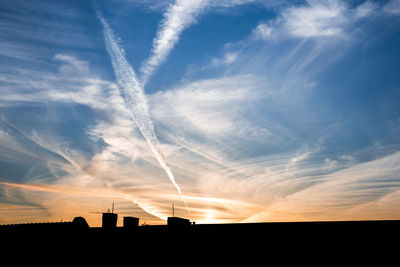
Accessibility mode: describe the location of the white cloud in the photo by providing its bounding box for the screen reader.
[252,22,274,40]
[0,127,40,162]
[140,0,208,85]
[139,0,264,85]
[207,0,258,8]
[98,12,190,208]
[3,0,400,224]
[251,0,381,41]
[54,54,90,76]
[282,0,348,38]
[149,75,267,136]
[383,0,400,14]
[355,1,376,18]
[210,51,238,66]
[124,0,258,11]
[265,151,400,220]
[3,53,400,223]
[339,155,354,161]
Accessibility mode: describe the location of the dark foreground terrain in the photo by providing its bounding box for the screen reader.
[2,219,399,257]
[1,217,398,266]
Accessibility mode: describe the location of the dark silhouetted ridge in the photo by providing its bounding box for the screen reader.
[1,214,399,260]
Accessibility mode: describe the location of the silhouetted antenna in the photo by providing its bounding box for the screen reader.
[90,203,115,214]
[172,203,175,218]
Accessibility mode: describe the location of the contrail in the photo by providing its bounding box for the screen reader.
[97,11,188,210]
[139,0,207,86]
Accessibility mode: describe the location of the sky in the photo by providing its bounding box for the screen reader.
[1,0,400,226]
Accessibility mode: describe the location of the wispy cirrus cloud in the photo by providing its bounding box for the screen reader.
[259,150,400,221]
[383,0,400,14]
[283,0,348,38]
[97,11,190,209]
[354,0,376,18]
[1,0,400,226]
[139,0,208,86]
[139,0,261,86]
[252,0,378,41]
[2,48,400,225]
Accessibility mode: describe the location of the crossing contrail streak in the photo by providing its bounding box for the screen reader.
[97,11,188,210]
[139,0,207,86]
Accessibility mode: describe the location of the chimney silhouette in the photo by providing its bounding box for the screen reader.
[102,203,117,230]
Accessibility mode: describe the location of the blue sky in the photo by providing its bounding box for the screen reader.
[1,0,400,225]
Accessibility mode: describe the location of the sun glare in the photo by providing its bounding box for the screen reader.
[201,209,216,224]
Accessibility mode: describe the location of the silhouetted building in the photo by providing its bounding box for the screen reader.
[123,216,139,230]
[167,217,191,227]
[2,214,400,256]
[102,212,118,230]
[0,216,89,233]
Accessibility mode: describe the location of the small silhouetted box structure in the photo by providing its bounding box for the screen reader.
[102,212,117,230]
[167,217,191,227]
[123,217,139,229]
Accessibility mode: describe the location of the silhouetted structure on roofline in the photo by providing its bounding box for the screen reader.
[0,216,89,233]
[2,210,400,255]
[1,211,400,234]
[167,216,191,227]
